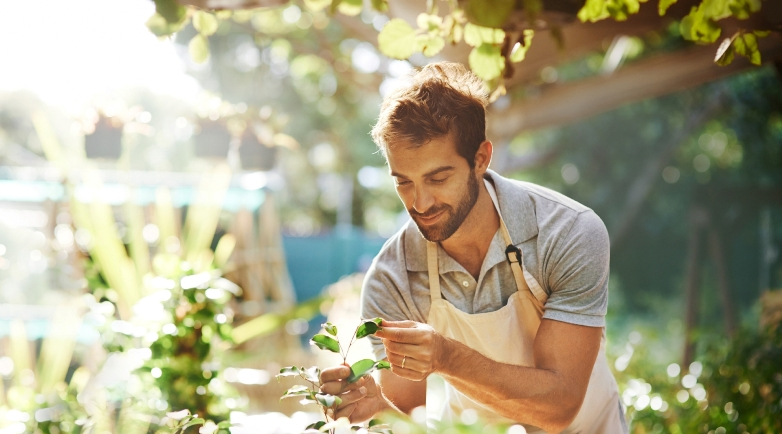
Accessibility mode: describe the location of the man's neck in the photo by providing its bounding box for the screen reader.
[439,180,500,280]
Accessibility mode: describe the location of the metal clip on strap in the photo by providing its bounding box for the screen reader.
[505,244,521,264]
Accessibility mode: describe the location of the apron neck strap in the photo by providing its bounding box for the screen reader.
[426,179,540,303]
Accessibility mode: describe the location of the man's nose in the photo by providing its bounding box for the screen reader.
[412,185,434,213]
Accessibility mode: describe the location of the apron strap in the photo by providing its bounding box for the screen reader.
[425,180,549,305]
[484,180,549,305]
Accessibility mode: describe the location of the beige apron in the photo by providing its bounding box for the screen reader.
[425,180,627,433]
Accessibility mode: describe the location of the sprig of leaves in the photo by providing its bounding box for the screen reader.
[278,318,389,434]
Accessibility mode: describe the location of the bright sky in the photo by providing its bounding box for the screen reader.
[0,0,201,112]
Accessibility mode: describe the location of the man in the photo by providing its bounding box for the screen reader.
[320,62,627,433]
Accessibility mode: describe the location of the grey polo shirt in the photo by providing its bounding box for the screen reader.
[360,170,610,360]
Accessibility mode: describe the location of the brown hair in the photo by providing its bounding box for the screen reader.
[371,62,488,168]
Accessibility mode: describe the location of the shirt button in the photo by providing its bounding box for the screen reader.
[462,280,469,287]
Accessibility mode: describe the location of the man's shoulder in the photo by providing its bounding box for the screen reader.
[369,219,421,274]
[493,173,591,215]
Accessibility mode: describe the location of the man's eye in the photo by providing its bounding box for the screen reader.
[430,178,446,184]
[395,180,411,186]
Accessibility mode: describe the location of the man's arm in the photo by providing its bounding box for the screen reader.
[377,319,601,433]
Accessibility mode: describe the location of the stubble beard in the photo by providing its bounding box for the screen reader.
[409,172,480,242]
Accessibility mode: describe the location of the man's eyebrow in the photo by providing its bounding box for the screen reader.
[390,166,455,179]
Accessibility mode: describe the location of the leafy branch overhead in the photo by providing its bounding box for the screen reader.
[147,0,775,93]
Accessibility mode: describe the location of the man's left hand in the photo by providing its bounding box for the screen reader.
[374,320,447,381]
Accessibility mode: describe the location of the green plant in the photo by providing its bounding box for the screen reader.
[276,318,391,433]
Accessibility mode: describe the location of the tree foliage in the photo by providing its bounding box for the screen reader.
[148,0,776,97]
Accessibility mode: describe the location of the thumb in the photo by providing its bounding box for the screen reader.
[380,320,418,328]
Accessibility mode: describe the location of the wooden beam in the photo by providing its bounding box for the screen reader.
[488,35,782,139]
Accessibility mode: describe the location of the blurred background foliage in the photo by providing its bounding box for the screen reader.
[0,0,780,433]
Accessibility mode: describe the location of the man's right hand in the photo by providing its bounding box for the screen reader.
[319,365,389,423]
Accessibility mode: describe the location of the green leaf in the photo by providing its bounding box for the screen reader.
[578,0,609,22]
[733,32,761,65]
[189,34,210,64]
[355,318,383,339]
[464,0,514,28]
[281,385,314,399]
[419,34,446,57]
[659,0,678,15]
[146,12,188,37]
[346,359,390,383]
[521,0,543,23]
[715,36,736,66]
[193,11,219,37]
[338,0,363,16]
[310,334,340,353]
[680,5,721,43]
[306,421,327,430]
[468,43,504,81]
[154,0,186,24]
[510,29,534,63]
[464,23,504,47]
[176,418,205,433]
[304,0,332,12]
[315,393,342,407]
[217,421,232,429]
[371,0,389,12]
[277,366,302,379]
[303,366,321,383]
[323,322,337,336]
[378,19,419,60]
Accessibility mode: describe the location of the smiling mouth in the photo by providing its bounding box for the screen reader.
[416,210,445,224]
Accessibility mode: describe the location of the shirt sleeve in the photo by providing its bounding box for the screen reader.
[360,245,420,361]
[541,210,610,328]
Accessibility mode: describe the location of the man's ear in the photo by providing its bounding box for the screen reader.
[474,140,493,175]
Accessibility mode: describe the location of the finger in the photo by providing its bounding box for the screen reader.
[390,364,428,382]
[337,386,367,406]
[334,403,357,421]
[375,327,427,343]
[387,351,425,372]
[383,341,428,359]
[321,375,364,395]
[380,320,418,328]
[320,365,350,383]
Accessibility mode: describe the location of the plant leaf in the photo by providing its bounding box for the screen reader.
[378,19,419,60]
[371,0,389,12]
[154,0,186,24]
[464,0,514,28]
[193,11,219,37]
[419,34,446,57]
[281,385,314,399]
[310,334,340,353]
[146,12,189,37]
[464,23,504,47]
[658,0,678,16]
[346,359,390,383]
[338,0,363,16]
[315,393,343,407]
[733,32,761,65]
[189,34,210,64]
[306,421,327,430]
[356,318,383,339]
[323,322,337,336]
[715,36,736,66]
[468,43,504,81]
[510,29,534,63]
[303,366,321,383]
[277,366,302,379]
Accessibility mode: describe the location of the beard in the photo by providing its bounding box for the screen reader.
[409,172,480,242]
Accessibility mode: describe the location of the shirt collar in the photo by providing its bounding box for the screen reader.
[403,170,538,272]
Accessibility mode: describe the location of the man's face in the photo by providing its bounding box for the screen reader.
[386,134,480,242]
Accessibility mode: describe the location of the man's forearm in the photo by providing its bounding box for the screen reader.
[435,336,585,433]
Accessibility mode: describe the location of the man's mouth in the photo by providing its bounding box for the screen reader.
[415,209,445,224]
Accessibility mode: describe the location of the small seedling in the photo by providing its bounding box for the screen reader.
[277,318,391,433]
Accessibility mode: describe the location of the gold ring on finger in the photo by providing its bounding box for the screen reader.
[402,355,406,369]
